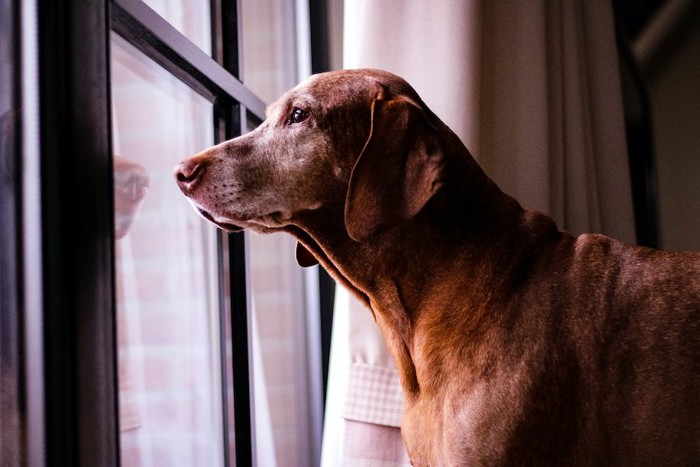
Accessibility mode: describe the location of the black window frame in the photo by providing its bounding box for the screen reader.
[34,0,269,465]
[38,1,118,464]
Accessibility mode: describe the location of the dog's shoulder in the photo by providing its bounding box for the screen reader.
[565,234,700,322]
[569,233,700,276]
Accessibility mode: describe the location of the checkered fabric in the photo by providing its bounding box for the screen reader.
[341,420,411,467]
[343,362,405,427]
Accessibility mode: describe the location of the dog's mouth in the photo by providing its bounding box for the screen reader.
[191,199,294,234]
[199,209,245,233]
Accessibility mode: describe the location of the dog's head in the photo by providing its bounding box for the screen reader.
[174,69,445,249]
[114,155,150,239]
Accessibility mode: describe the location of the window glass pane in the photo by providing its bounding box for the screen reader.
[241,0,298,103]
[241,2,321,465]
[142,0,212,54]
[110,33,225,466]
[247,234,319,467]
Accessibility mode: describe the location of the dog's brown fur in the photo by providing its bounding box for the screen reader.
[175,69,700,466]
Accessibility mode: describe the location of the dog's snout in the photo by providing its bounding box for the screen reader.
[174,158,206,190]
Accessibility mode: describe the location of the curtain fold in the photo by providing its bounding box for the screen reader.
[323,1,635,465]
[342,0,635,240]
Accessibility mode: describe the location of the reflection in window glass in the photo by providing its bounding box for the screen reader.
[110,34,224,467]
[141,0,212,54]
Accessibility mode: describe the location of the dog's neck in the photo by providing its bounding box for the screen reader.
[293,149,561,396]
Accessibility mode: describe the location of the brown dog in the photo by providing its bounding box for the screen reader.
[174,69,700,466]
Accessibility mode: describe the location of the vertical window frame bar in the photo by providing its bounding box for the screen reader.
[219,2,257,463]
[308,0,336,408]
[36,0,118,465]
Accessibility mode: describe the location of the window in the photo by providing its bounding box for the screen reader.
[109,1,322,465]
[7,0,327,465]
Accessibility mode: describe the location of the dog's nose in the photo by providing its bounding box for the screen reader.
[174,158,205,190]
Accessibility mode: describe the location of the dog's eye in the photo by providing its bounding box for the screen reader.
[287,107,309,125]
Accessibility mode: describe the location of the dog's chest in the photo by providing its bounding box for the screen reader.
[401,379,523,466]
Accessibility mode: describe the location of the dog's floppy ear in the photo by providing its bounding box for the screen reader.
[296,242,319,267]
[345,99,444,242]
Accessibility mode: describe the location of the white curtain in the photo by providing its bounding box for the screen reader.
[322,1,635,465]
